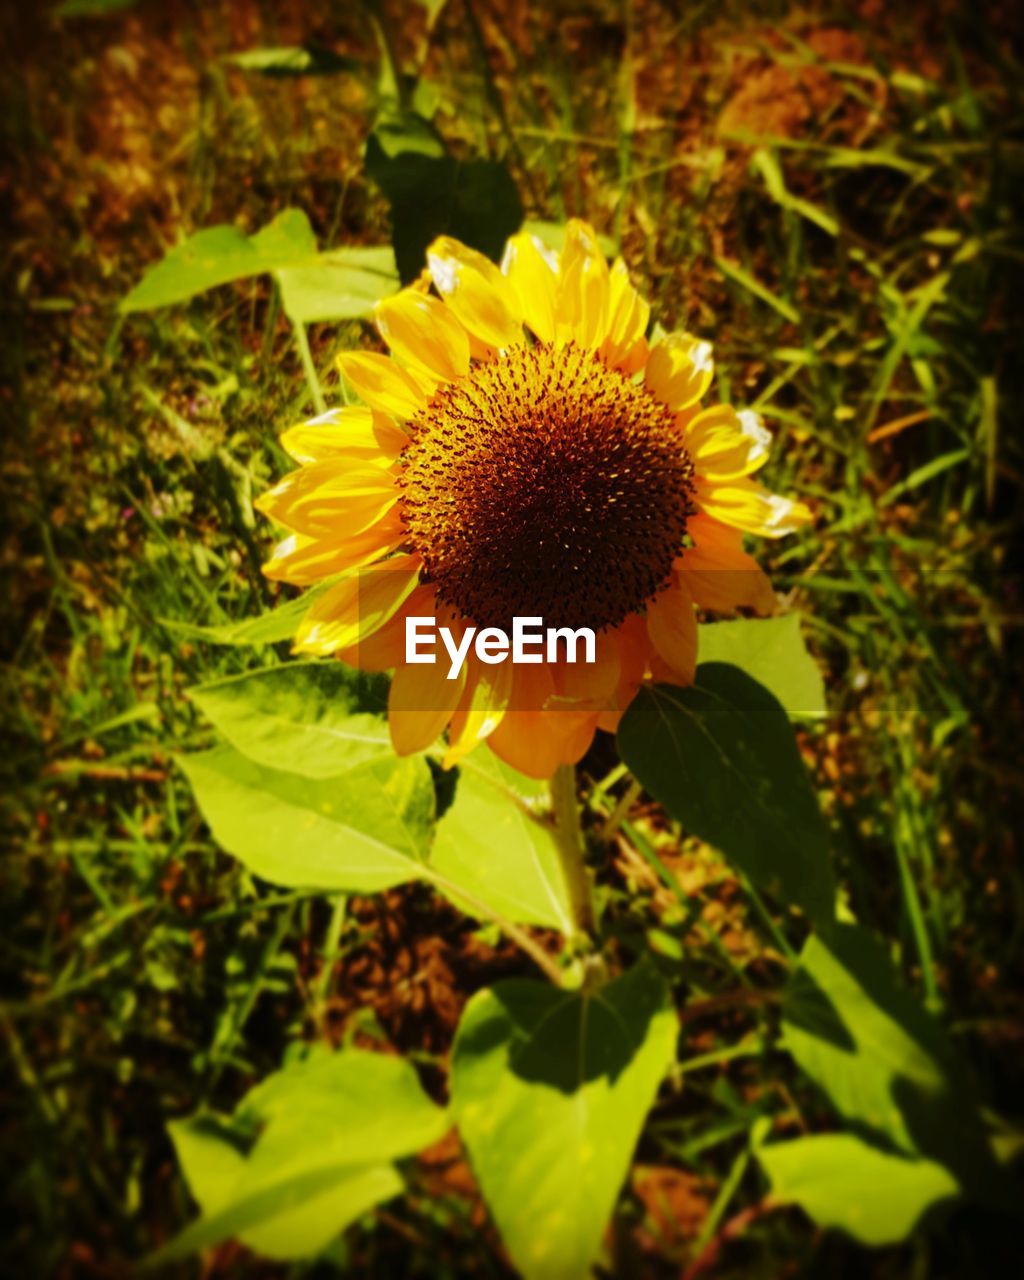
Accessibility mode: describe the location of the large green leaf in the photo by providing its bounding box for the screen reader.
[121,210,398,320]
[365,106,523,282]
[783,923,1009,1205]
[784,924,952,1154]
[218,1165,395,1261]
[276,246,399,323]
[432,754,574,933]
[451,961,677,1280]
[190,662,390,779]
[166,1114,247,1217]
[617,665,835,927]
[758,1134,958,1246]
[158,1049,447,1263]
[155,1155,398,1264]
[178,744,434,892]
[161,584,327,647]
[121,210,317,312]
[696,614,825,718]
[238,1050,451,1166]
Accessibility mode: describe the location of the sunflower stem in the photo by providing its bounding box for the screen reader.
[292,317,326,416]
[549,764,595,936]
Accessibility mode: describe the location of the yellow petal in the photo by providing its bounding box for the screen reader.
[336,583,436,672]
[375,289,470,383]
[442,655,513,768]
[555,709,601,766]
[508,659,556,713]
[649,653,692,689]
[292,553,421,656]
[488,694,598,779]
[645,332,715,412]
[263,510,405,584]
[371,412,412,460]
[487,712,562,779]
[336,351,430,419]
[255,460,398,539]
[616,334,650,376]
[696,478,812,538]
[388,655,467,756]
[501,232,558,344]
[676,515,775,615]
[681,511,741,554]
[558,219,606,282]
[602,258,650,368]
[280,408,367,464]
[687,406,773,480]
[597,613,652,733]
[556,220,610,349]
[280,406,407,465]
[597,707,624,734]
[679,561,776,616]
[602,613,650,717]
[646,576,697,684]
[427,236,522,349]
[483,666,556,775]
[550,629,620,710]
[398,359,441,400]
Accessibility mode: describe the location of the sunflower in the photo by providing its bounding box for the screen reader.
[256,221,810,779]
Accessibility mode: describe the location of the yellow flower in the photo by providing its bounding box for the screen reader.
[257,221,811,778]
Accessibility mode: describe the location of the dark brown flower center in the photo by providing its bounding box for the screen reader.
[398,343,696,631]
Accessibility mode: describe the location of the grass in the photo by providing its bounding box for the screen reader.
[2,0,1023,1275]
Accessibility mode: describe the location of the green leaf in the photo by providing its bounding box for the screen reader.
[451,961,677,1280]
[617,666,835,926]
[713,255,800,324]
[878,447,969,507]
[758,1134,958,1246]
[224,44,362,77]
[276,246,399,324]
[157,1049,447,1264]
[409,0,449,28]
[167,1114,247,1216]
[121,210,317,312]
[178,744,434,892]
[696,614,825,718]
[431,754,574,933]
[228,1165,397,1262]
[784,924,951,1153]
[365,107,522,282]
[238,1049,450,1161]
[121,210,397,321]
[366,105,446,163]
[153,1157,399,1264]
[160,585,328,647]
[751,148,839,237]
[189,662,390,779]
[782,923,1010,1207]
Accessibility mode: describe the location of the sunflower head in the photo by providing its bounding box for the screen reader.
[398,340,697,633]
[256,220,810,778]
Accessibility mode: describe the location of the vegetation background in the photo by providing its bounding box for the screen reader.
[2,0,1022,1276]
